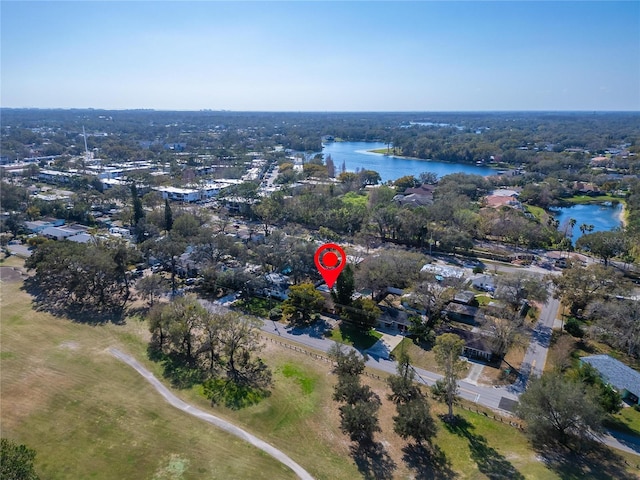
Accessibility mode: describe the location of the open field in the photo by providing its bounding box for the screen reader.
[2,256,639,479]
[0,261,300,479]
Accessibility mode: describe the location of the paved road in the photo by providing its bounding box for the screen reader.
[200,300,640,456]
[109,348,315,480]
[199,298,522,413]
[511,292,561,394]
[254,315,520,413]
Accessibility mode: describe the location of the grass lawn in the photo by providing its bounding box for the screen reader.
[1,264,299,479]
[606,408,640,437]
[565,195,624,204]
[3,256,639,479]
[392,338,470,377]
[369,147,401,155]
[433,403,640,480]
[525,204,546,222]
[475,294,492,306]
[328,323,382,350]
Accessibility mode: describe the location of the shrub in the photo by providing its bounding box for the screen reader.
[269,306,283,320]
[564,317,584,338]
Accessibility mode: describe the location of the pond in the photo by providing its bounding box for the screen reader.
[549,202,624,243]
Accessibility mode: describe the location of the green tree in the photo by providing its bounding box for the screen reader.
[394,175,418,192]
[329,343,367,378]
[341,297,381,330]
[393,399,437,446]
[494,273,549,312]
[355,249,426,298]
[1,438,40,480]
[549,261,623,315]
[568,363,622,414]
[148,303,172,353]
[432,333,466,420]
[216,312,271,387]
[136,274,168,306]
[330,344,381,445]
[25,239,135,313]
[338,397,382,444]
[253,193,284,236]
[282,282,325,324]
[575,230,628,266]
[332,264,355,308]
[172,213,202,240]
[358,169,381,187]
[516,372,604,446]
[164,295,207,364]
[387,349,420,404]
[143,235,187,295]
[131,183,145,226]
[164,199,173,231]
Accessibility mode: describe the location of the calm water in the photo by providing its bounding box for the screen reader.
[320,142,622,236]
[550,203,623,242]
[321,141,497,183]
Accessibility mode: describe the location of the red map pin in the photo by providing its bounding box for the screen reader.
[314,243,346,289]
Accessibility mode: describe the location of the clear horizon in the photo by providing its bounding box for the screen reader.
[2,1,639,111]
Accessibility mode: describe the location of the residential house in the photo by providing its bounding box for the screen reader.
[393,183,435,207]
[41,224,89,241]
[377,305,411,333]
[453,290,477,305]
[581,355,640,405]
[442,326,494,362]
[262,273,291,300]
[444,302,482,325]
[26,218,65,234]
[471,274,496,292]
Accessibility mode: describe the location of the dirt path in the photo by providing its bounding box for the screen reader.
[109,348,314,480]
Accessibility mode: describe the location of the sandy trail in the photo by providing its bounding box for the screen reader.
[109,347,314,480]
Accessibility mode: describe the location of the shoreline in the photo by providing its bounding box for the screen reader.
[618,201,628,228]
[366,148,504,171]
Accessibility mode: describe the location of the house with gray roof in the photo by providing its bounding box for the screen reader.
[581,355,640,405]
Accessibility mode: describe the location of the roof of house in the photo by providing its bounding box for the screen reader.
[444,302,480,317]
[66,232,93,244]
[581,355,640,398]
[490,189,519,197]
[485,195,519,208]
[393,193,434,207]
[404,184,436,196]
[442,327,493,355]
[453,290,476,305]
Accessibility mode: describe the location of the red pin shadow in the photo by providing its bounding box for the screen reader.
[314,243,346,289]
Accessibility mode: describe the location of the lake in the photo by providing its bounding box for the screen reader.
[321,141,496,183]
[550,203,623,243]
[320,141,623,238]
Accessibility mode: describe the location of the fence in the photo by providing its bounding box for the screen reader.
[261,335,640,467]
[455,402,525,430]
[260,334,383,380]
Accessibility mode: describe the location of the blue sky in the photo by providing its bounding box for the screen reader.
[2,1,639,111]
